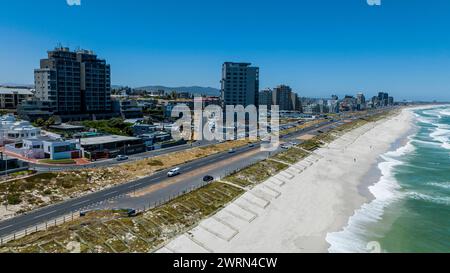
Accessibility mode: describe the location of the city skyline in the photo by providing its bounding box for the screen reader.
[2,1,450,101]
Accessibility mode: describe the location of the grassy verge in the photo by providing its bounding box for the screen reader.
[39,159,77,165]
[223,160,289,188]
[0,182,244,253]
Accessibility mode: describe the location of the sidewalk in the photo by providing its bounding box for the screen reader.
[0,147,91,166]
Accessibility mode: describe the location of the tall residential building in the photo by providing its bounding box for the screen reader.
[34,47,112,115]
[356,92,366,110]
[377,92,389,107]
[273,85,293,111]
[291,92,302,112]
[388,96,394,106]
[220,62,259,107]
[258,89,273,110]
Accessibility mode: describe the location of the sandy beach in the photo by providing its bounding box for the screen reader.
[157,108,415,253]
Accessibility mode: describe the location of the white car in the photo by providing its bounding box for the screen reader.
[167,168,181,177]
[116,155,129,161]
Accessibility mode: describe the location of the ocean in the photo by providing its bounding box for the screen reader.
[327,105,450,253]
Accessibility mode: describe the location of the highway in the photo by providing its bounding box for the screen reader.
[0,110,386,238]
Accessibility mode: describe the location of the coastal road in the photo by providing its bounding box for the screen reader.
[0,110,387,238]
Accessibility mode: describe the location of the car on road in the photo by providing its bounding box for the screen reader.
[203,175,214,182]
[281,144,291,149]
[228,149,236,154]
[167,167,181,177]
[116,155,129,161]
[248,143,255,147]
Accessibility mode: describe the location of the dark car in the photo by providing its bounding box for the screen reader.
[203,175,214,182]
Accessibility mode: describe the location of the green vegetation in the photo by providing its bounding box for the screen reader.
[6,194,22,205]
[273,148,309,164]
[0,183,244,253]
[39,159,76,165]
[32,117,57,129]
[9,170,34,178]
[300,139,322,151]
[82,118,133,136]
[224,160,288,188]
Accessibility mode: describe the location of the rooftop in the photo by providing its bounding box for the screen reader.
[49,124,85,130]
[80,135,141,146]
[0,87,34,95]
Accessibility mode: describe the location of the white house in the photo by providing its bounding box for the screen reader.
[0,115,41,145]
[7,136,81,160]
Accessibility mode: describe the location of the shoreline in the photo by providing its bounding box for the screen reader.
[327,104,448,253]
[157,108,417,253]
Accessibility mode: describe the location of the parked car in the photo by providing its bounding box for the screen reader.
[167,167,181,177]
[116,155,129,161]
[248,143,255,147]
[203,175,214,182]
[228,149,236,154]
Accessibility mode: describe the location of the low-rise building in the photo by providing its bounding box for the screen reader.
[112,99,144,119]
[0,115,41,145]
[5,136,81,160]
[79,135,146,160]
[139,131,173,149]
[0,153,29,175]
[132,124,157,136]
[16,100,55,122]
[0,87,34,109]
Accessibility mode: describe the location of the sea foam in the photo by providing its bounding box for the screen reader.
[326,141,411,253]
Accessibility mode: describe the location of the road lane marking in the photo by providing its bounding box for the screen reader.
[33,210,57,219]
[127,183,143,189]
[103,191,118,197]
[72,200,90,207]
[0,224,13,231]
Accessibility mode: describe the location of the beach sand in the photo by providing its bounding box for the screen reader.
[156,109,414,253]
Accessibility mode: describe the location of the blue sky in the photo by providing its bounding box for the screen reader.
[1,0,450,101]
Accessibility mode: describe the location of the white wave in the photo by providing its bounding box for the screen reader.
[422,110,442,119]
[427,182,450,190]
[416,116,434,125]
[407,192,450,206]
[429,126,450,150]
[326,142,410,253]
[384,140,415,157]
[439,110,450,117]
[411,138,440,147]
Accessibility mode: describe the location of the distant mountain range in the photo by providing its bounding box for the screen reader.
[138,86,220,96]
[1,83,221,96]
[0,83,34,89]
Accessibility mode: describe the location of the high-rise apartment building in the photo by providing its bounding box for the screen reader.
[377,92,389,107]
[34,47,112,116]
[273,85,293,111]
[221,62,259,107]
[291,92,302,112]
[259,89,273,110]
[356,92,366,110]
